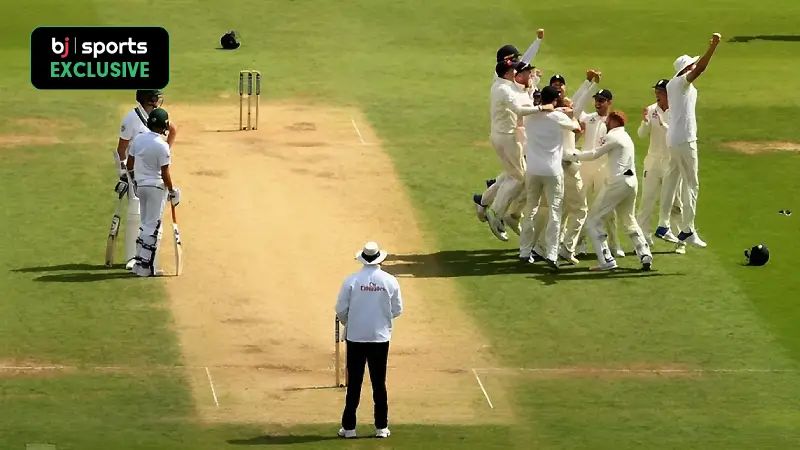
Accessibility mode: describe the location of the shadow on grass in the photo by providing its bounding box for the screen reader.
[227,435,340,445]
[12,263,123,272]
[384,249,683,280]
[728,35,800,43]
[33,272,135,282]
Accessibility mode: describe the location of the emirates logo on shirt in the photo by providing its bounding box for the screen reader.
[360,282,387,292]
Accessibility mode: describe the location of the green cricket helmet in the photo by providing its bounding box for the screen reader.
[136,89,164,107]
[147,108,169,132]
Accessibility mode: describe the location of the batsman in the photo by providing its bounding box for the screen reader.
[125,108,180,277]
[110,89,177,269]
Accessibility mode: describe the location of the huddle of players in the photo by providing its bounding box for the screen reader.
[113,90,180,277]
[474,31,721,271]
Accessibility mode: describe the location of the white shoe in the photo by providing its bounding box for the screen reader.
[558,247,579,265]
[125,258,137,271]
[679,231,707,248]
[590,259,618,271]
[614,248,626,258]
[640,254,653,271]
[485,208,509,242]
[675,242,686,254]
[503,215,521,236]
[375,428,391,438]
[337,428,356,439]
[655,226,679,243]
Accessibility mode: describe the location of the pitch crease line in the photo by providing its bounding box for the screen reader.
[473,367,799,374]
[351,118,366,144]
[205,366,220,407]
[471,368,494,409]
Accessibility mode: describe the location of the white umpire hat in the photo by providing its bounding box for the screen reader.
[355,241,388,265]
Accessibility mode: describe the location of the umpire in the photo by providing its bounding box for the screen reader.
[335,241,403,439]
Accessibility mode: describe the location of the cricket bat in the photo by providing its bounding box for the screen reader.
[105,197,124,267]
[335,317,347,387]
[170,203,183,276]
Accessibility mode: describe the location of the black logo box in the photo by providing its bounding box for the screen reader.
[31,26,169,90]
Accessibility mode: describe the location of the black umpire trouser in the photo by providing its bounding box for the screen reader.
[341,340,390,430]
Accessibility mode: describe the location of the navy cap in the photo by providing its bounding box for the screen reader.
[653,79,669,90]
[550,74,566,84]
[496,44,520,62]
[515,61,533,72]
[593,89,613,100]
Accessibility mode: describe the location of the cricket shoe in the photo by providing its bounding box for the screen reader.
[675,242,686,254]
[473,194,487,222]
[614,247,626,258]
[655,226,679,243]
[485,178,496,188]
[545,258,560,271]
[558,246,579,265]
[125,258,137,271]
[678,231,707,248]
[337,428,357,439]
[528,249,545,264]
[375,428,391,438]
[640,254,653,271]
[503,214,522,236]
[590,258,618,271]
[485,208,509,242]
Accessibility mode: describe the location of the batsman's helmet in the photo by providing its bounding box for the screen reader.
[136,89,164,106]
[744,244,769,266]
[147,108,169,132]
[220,30,240,49]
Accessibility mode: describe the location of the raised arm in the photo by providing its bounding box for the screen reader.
[520,29,545,64]
[687,33,721,83]
[572,70,600,118]
[637,107,651,139]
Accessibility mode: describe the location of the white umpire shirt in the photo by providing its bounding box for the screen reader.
[129,131,171,188]
[335,265,403,343]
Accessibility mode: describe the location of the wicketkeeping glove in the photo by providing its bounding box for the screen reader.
[169,187,181,207]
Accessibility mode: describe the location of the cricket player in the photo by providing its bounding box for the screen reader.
[335,242,403,439]
[476,29,545,224]
[115,89,177,269]
[564,111,653,271]
[483,59,554,242]
[656,32,722,248]
[577,88,625,257]
[636,79,685,250]
[519,86,582,269]
[125,108,180,277]
[557,70,600,264]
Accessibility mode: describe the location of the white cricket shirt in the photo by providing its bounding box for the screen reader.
[490,78,538,135]
[130,131,171,187]
[637,103,670,158]
[119,105,150,147]
[335,265,403,343]
[579,111,607,151]
[576,127,636,178]
[524,110,576,176]
[666,73,697,147]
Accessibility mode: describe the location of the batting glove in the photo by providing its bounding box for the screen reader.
[169,187,181,207]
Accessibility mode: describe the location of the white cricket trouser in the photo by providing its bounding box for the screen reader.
[133,185,166,276]
[659,142,699,233]
[520,173,564,261]
[581,159,620,250]
[585,175,651,264]
[487,133,525,219]
[560,161,588,253]
[113,152,141,263]
[637,153,683,236]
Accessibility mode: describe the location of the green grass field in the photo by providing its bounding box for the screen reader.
[2,0,800,448]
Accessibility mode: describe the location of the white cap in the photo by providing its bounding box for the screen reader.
[673,54,699,77]
[355,241,388,265]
